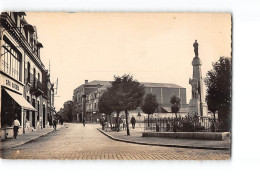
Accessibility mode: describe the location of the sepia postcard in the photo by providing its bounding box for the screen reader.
[0,12,232,160]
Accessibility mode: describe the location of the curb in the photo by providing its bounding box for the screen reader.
[97,128,230,151]
[1,126,64,150]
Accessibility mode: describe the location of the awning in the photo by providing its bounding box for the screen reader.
[4,89,37,111]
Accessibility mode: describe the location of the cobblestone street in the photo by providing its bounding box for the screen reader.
[1,123,230,160]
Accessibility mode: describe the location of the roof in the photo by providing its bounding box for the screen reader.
[16,12,26,16]
[87,80,112,86]
[24,24,35,33]
[36,42,43,48]
[161,106,172,113]
[74,80,184,94]
[87,80,184,89]
[141,82,183,88]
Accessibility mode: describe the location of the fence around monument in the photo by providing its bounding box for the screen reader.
[144,116,222,132]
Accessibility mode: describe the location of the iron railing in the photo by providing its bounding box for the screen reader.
[144,116,223,132]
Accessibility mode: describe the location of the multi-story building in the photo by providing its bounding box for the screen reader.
[72,80,188,123]
[86,84,108,122]
[59,100,73,122]
[43,72,55,125]
[0,12,54,139]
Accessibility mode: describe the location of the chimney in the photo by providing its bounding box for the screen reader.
[85,80,88,84]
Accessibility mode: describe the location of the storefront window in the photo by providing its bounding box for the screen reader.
[1,89,21,127]
[1,38,21,81]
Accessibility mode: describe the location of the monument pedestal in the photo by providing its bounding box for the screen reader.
[189,99,201,116]
[189,99,208,117]
[200,103,208,117]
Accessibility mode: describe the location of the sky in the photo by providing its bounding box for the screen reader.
[25,12,231,109]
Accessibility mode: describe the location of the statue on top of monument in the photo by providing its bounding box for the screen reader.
[193,40,199,57]
[189,78,199,99]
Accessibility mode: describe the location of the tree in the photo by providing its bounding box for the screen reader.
[170,95,181,118]
[98,90,114,128]
[204,57,231,131]
[141,93,158,127]
[205,93,218,120]
[105,86,124,131]
[110,74,145,135]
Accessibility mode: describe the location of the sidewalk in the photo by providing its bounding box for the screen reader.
[0,124,65,150]
[97,126,231,150]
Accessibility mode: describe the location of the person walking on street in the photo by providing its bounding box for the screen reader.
[13,117,20,139]
[131,116,136,129]
[53,119,57,131]
[122,118,126,130]
[83,118,86,127]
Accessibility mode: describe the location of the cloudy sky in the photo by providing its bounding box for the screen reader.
[25,12,231,109]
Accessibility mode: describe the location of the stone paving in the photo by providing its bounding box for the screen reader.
[1,123,230,160]
[0,124,63,150]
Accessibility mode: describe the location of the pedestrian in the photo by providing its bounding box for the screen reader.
[40,119,43,129]
[53,119,57,131]
[131,116,136,129]
[122,118,126,130]
[83,118,86,127]
[13,117,20,139]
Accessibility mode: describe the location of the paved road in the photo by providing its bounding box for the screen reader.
[1,123,230,160]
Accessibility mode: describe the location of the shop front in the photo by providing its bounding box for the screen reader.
[0,76,36,139]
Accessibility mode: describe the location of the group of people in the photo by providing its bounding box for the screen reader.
[114,116,137,130]
[12,117,60,139]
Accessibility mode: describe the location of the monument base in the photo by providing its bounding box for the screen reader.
[189,99,208,117]
[189,99,201,117]
[200,103,208,117]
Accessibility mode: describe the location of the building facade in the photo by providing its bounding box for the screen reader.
[85,85,108,122]
[60,100,73,122]
[0,12,54,139]
[71,80,187,123]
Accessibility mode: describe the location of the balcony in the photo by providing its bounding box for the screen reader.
[30,79,43,97]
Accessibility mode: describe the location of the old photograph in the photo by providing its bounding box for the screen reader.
[0,12,231,160]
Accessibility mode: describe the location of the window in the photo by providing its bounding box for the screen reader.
[38,73,40,82]
[1,38,21,81]
[27,62,30,83]
[30,33,34,47]
[33,68,36,83]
